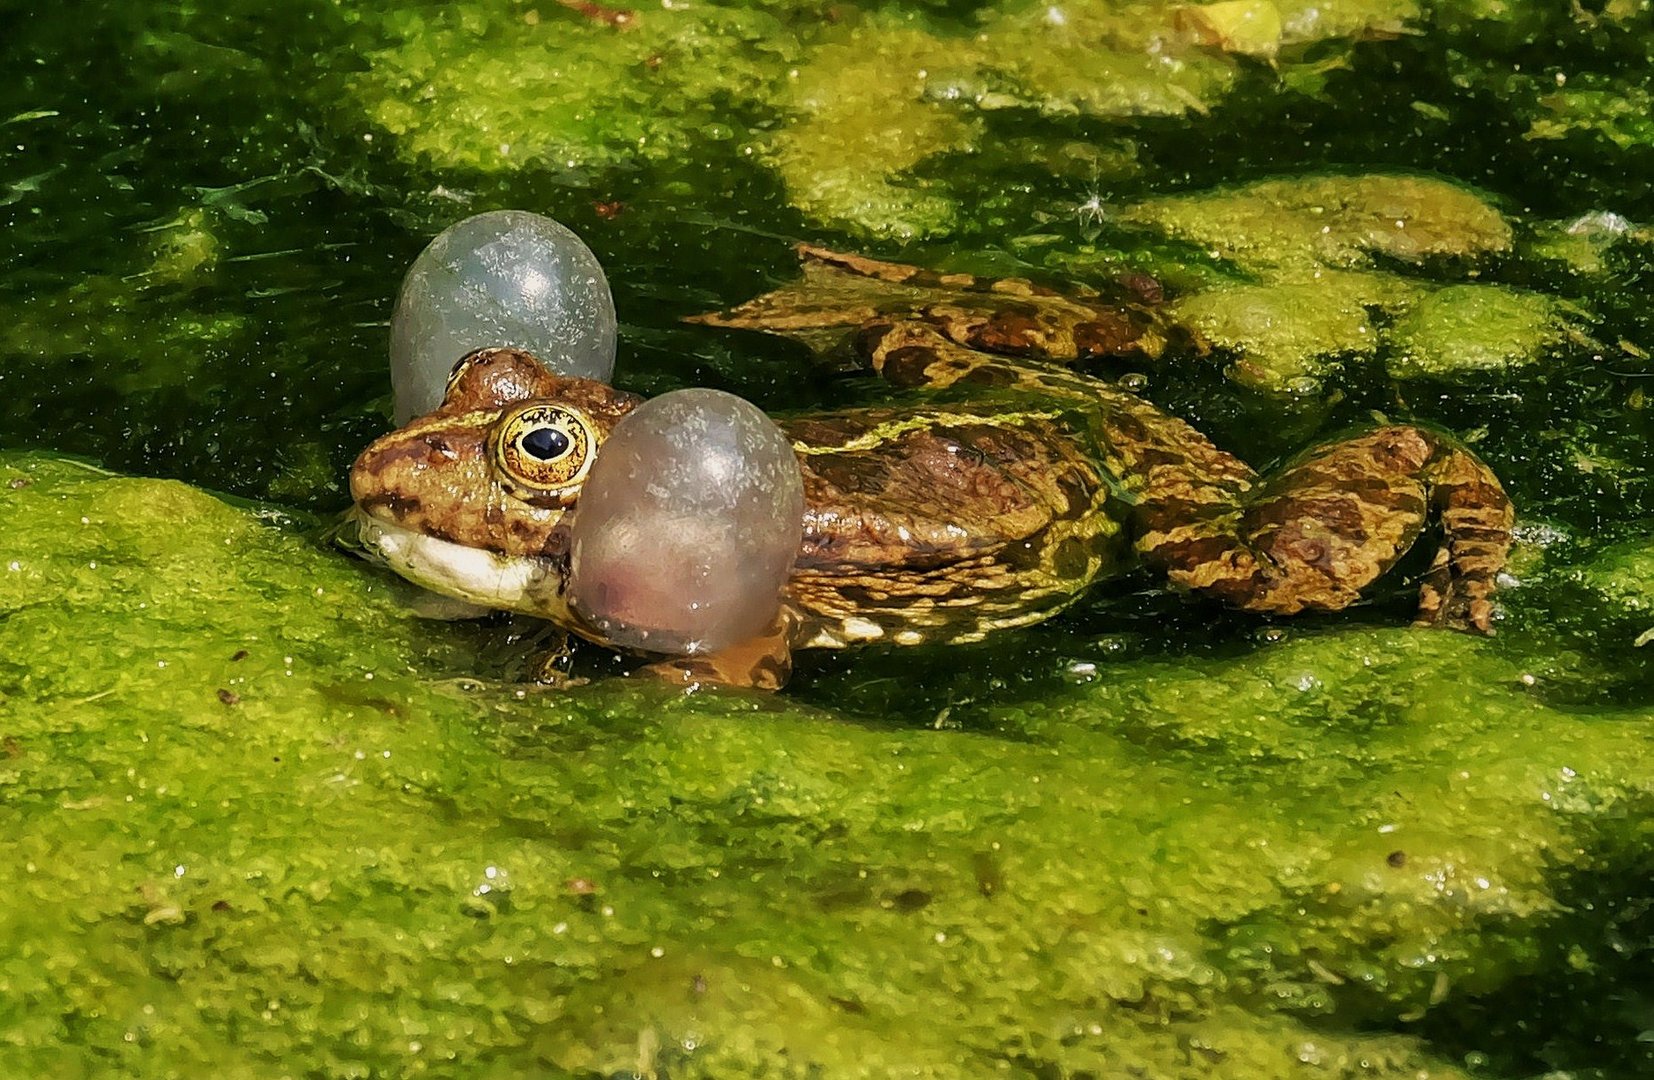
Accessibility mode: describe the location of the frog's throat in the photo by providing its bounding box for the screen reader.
[350,509,574,623]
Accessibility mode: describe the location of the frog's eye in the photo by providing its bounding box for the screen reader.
[493,403,596,497]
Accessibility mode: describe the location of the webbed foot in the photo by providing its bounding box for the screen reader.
[1410,446,1514,633]
[525,630,586,687]
[1136,426,1513,631]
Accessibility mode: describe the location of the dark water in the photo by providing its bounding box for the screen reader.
[4,3,1649,517]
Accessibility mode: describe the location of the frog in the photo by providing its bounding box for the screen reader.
[348,245,1513,690]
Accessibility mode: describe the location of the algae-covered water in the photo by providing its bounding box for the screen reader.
[4,1,1654,1076]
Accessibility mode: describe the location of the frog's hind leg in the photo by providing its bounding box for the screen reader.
[854,319,1104,399]
[808,246,1166,363]
[1136,426,1513,632]
[855,325,1514,629]
[688,245,1168,364]
[1410,445,1516,631]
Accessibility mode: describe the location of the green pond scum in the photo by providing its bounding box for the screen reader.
[2,0,1653,1075]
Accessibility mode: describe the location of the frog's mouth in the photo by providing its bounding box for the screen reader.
[346,507,575,622]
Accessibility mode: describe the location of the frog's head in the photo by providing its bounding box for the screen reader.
[348,347,642,618]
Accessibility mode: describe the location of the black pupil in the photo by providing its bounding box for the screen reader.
[521,426,570,461]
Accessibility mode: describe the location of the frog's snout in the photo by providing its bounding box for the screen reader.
[346,434,404,523]
[348,426,469,527]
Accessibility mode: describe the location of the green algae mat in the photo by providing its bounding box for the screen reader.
[4,1,1654,1076]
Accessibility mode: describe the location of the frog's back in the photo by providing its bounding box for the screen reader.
[781,401,1131,648]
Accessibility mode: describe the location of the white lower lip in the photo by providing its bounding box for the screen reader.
[351,510,573,621]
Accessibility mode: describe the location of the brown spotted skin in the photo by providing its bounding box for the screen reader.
[704,247,1512,646]
[1131,424,1513,629]
[779,395,1130,649]
[349,347,642,559]
[349,251,1514,690]
[686,245,1180,364]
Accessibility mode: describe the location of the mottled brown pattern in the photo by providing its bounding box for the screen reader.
[686,244,1172,362]
[642,612,796,690]
[442,347,643,423]
[1073,315,1143,357]
[712,250,1511,645]
[1131,426,1510,628]
[783,403,1112,580]
[349,352,639,559]
[350,247,1514,689]
[1412,454,1516,632]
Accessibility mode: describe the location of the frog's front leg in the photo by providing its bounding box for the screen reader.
[1135,427,1513,631]
[636,611,797,691]
[524,627,584,687]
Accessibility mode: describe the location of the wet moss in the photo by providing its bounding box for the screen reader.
[1167,271,1410,389]
[354,3,800,176]
[1523,212,1645,276]
[1119,173,1514,274]
[771,23,978,239]
[1385,284,1566,379]
[1552,535,1654,651]
[1276,0,1419,42]
[1114,174,1548,389]
[342,1,1472,239]
[3,453,1653,1076]
[1527,82,1654,150]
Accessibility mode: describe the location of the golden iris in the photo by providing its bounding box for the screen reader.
[494,403,595,495]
